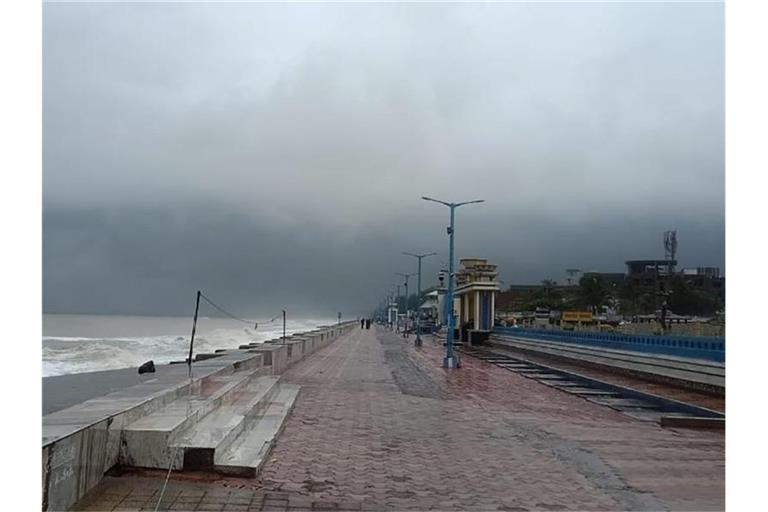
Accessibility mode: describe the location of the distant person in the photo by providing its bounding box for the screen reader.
[361,318,365,329]
[366,319,371,329]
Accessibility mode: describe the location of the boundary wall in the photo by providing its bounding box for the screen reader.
[494,326,725,362]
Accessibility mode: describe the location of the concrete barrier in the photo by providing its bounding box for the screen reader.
[41,321,357,511]
[42,352,264,511]
[246,344,289,374]
[494,326,725,362]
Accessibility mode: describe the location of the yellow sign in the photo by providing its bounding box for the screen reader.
[562,311,593,322]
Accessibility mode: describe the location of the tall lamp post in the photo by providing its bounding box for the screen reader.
[403,251,436,347]
[438,266,448,326]
[395,272,415,335]
[388,286,396,328]
[396,284,402,331]
[421,196,485,369]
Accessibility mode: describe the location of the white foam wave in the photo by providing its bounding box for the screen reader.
[42,317,329,377]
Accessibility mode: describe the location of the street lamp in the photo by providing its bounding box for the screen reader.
[385,287,396,328]
[437,266,448,325]
[422,196,485,369]
[396,284,402,331]
[389,286,397,328]
[395,272,415,336]
[403,251,437,347]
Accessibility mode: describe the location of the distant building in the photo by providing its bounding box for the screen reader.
[626,260,723,298]
[625,259,677,289]
[680,267,721,279]
[678,267,725,304]
[582,271,625,289]
[419,290,440,322]
[454,258,501,342]
[496,258,723,315]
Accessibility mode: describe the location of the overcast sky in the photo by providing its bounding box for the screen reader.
[43,1,724,317]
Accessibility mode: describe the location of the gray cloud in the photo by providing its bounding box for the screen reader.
[43,2,724,316]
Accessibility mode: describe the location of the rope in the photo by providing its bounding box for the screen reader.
[154,365,193,511]
[199,292,281,328]
[199,292,256,326]
[261,312,283,324]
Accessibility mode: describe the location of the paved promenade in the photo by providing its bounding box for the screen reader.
[76,327,724,511]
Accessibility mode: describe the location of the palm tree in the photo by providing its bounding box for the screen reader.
[578,275,613,314]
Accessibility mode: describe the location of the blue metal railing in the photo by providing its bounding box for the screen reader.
[493,326,725,363]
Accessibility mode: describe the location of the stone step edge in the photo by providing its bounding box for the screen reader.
[213,385,301,477]
[123,368,262,433]
[42,352,265,447]
[118,369,264,469]
[172,376,282,469]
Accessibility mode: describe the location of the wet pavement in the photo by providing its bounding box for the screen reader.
[76,326,724,511]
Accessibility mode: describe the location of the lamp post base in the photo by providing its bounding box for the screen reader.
[443,355,460,369]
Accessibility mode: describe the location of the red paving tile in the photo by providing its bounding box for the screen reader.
[76,327,724,511]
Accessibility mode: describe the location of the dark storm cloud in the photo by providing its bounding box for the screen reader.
[43,2,724,315]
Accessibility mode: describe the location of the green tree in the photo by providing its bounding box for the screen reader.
[667,277,719,316]
[578,275,613,314]
[521,280,564,310]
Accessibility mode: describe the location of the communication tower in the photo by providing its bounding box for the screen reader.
[663,230,677,275]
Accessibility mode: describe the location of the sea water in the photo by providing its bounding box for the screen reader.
[42,314,333,377]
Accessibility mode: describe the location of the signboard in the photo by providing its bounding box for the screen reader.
[562,311,593,323]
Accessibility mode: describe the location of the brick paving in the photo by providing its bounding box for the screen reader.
[75,327,724,511]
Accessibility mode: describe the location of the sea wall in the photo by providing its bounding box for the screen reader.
[41,321,357,511]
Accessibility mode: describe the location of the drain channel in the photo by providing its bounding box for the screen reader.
[459,346,725,427]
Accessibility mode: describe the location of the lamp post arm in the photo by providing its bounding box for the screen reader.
[455,199,486,207]
[421,196,452,207]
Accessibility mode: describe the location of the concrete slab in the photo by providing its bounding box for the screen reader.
[523,373,568,379]
[173,376,280,469]
[549,381,583,387]
[43,364,192,415]
[565,388,621,396]
[214,385,301,477]
[120,369,263,469]
[585,397,660,409]
[501,367,545,373]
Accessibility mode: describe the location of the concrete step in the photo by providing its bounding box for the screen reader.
[502,367,543,373]
[548,381,583,387]
[586,397,660,409]
[120,369,260,469]
[214,384,301,477]
[172,376,280,469]
[563,388,621,396]
[523,373,565,379]
[531,375,568,381]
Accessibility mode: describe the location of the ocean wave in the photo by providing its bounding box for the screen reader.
[42,317,329,377]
